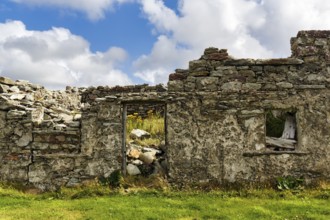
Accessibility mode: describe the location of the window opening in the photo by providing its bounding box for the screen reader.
[122,102,167,177]
[265,110,297,151]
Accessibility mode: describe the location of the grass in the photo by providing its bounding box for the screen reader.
[0,183,329,220]
[126,110,165,147]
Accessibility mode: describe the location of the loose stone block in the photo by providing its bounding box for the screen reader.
[168,80,184,91]
[196,77,218,91]
[242,83,262,91]
[221,82,242,92]
[276,82,293,89]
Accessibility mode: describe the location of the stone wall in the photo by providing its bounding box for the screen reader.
[166,30,330,185]
[0,78,83,190]
[0,30,329,190]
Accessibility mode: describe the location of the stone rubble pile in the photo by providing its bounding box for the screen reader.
[0,76,82,132]
[126,129,167,177]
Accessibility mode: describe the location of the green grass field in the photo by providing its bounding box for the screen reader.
[0,184,329,220]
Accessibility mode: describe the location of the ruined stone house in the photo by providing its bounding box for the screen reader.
[0,30,330,190]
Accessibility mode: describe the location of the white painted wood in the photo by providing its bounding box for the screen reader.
[281,115,296,139]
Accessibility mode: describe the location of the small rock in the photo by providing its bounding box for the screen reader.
[15,80,29,86]
[142,147,161,156]
[0,76,16,86]
[73,114,82,120]
[129,129,151,140]
[16,133,32,147]
[67,121,80,128]
[127,164,141,175]
[59,113,73,122]
[139,152,155,165]
[55,124,67,131]
[132,159,143,165]
[7,110,26,119]
[8,86,20,93]
[10,94,26,100]
[25,94,34,101]
[31,105,44,125]
[0,84,9,93]
[128,148,141,159]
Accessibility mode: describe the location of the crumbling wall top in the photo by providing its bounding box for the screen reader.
[291,30,330,64]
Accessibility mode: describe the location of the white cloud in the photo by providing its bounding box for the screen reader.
[10,0,133,20]
[254,0,330,57]
[0,20,132,89]
[5,0,330,86]
[133,0,272,84]
[133,0,330,84]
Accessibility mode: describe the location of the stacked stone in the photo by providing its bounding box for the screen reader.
[0,76,82,189]
[82,84,167,103]
[126,103,165,118]
[291,30,330,65]
[168,35,330,93]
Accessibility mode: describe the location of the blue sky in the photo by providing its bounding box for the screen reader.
[0,0,330,89]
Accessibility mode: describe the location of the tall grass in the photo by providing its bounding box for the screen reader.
[126,110,165,146]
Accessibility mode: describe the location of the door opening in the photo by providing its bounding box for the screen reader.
[122,102,167,177]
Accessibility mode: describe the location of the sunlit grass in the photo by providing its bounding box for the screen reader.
[0,183,329,220]
[126,110,165,147]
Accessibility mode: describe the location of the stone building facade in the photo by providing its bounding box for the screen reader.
[0,30,330,190]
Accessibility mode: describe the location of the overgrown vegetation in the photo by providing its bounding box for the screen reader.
[0,181,329,220]
[126,110,165,146]
[276,176,305,190]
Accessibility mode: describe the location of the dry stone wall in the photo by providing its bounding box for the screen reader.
[0,30,330,190]
[166,30,330,185]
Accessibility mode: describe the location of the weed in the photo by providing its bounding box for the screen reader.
[276,176,305,190]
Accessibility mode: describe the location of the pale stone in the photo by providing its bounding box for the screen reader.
[128,148,141,159]
[10,94,26,100]
[242,83,262,91]
[31,105,44,125]
[139,152,155,165]
[127,164,141,175]
[0,76,16,85]
[276,82,293,89]
[55,124,67,130]
[0,84,9,93]
[73,114,82,120]
[8,86,20,93]
[16,133,32,147]
[132,159,143,165]
[129,129,151,140]
[7,110,26,119]
[59,113,73,122]
[168,80,184,91]
[25,94,34,101]
[221,82,242,92]
[28,164,48,183]
[196,77,218,91]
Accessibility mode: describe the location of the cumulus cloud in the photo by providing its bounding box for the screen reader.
[0,20,132,89]
[6,0,330,86]
[10,0,133,20]
[133,0,330,84]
